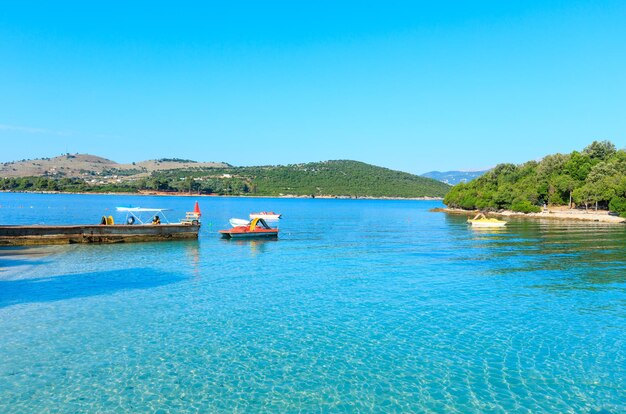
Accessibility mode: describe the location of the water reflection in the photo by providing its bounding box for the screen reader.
[226,238,277,255]
[443,214,626,291]
[184,242,201,279]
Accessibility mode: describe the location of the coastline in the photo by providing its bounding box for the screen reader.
[0,190,443,201]
[432,207,626,224]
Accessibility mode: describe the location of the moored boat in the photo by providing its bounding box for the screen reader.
[0,204,202,246]
[467,213,507,228]
[219,218,279,239]
[229,218,249,227]
[249,211,281,221]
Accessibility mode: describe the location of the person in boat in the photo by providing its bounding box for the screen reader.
[472,213,487,220]
[152,215,161,225]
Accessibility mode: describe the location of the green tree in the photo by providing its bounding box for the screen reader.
[444,141,625,213]
[583,140,616,161]
[553,174,576,207]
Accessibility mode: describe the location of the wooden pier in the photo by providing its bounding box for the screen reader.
[0,224,200,246]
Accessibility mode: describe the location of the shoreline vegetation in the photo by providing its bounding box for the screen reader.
[432,207,625,224]
[443,141,626,219]
[0,189,443,201]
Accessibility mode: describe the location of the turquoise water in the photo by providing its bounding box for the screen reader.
[0,193,624,412]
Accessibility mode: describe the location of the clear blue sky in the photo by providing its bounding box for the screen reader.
[1,1,625,174]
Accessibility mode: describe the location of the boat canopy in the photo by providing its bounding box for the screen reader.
[116,207,173,213]
[116,207,173,224]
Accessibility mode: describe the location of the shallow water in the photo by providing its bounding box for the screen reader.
[0,193,624,412]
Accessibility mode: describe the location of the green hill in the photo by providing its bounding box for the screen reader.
[444,141,626,215]
[0,159,450,198]
[143,160,450,198]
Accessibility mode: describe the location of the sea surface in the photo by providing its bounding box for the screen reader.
[0,192,624,413]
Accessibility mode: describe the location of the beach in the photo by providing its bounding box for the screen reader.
[434,206,626,224]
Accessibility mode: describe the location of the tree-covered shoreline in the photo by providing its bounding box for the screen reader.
[444,141,626,216]
[0,160,450,199]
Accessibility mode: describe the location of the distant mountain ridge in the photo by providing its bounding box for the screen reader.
[0,153,229,178]
[0,154,450,198]
[421,170,488,185]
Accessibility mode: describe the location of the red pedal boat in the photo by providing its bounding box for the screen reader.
[219,218,279,239]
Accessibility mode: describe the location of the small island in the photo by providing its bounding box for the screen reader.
[440,141,626,223]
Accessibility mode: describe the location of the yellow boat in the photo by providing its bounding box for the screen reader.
[467,213,507,228]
